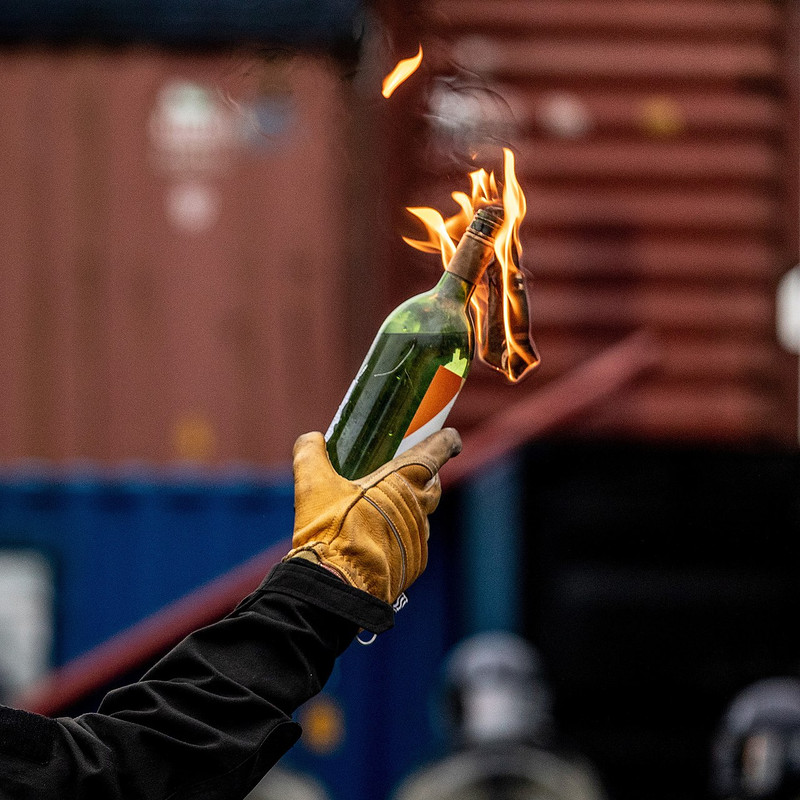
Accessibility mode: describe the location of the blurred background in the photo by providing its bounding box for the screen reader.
[0,1,797,800]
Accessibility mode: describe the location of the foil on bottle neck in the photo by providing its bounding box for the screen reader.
[465,205,504,245]
[446,206,504,284]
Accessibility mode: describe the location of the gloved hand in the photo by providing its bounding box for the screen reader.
[284,428,462,604]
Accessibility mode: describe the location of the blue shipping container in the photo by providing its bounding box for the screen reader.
[0,471,462,800]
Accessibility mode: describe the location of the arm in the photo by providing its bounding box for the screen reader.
[0,427,461,800]
[0,561,390,800]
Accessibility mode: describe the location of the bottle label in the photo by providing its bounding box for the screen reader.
[395,350,467,456]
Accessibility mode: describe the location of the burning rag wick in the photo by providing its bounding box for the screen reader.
[402,148,539,384]
[381,45,423,98]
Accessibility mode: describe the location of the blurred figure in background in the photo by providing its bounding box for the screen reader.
[711,678,800,800]
[246,765,331,800]
[390,631,607,800]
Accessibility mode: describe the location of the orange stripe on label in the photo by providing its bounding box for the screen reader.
[404,366,464,439]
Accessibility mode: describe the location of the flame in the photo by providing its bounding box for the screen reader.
[403,147,539,383]
[382,45,423,99]
[494,148,532,380]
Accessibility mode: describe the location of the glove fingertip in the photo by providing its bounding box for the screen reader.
[441,427,463,457]
[293,431,328,463]
[293,430,325,451]
[293,432,338,485]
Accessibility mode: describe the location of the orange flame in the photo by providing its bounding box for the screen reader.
[382,45,423,99]
[403,147,539,383]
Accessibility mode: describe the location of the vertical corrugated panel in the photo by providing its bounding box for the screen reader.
[398,0,798,444]
[0,472,459,800]
[0,472,293,663]
[0,47,358,466]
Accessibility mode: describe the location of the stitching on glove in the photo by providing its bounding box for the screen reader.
[361,457,438,489]
[363,494,406,592]
[325,484,370,548]
[325,544,366,590]
[317,540,378,598]
[335,553,379,598]
[328,496,359,542]
[286,546,353,585]
[393,472,427,522]
[313,543,363,591]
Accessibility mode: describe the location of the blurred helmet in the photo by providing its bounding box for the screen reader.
[711,677,800,800]
[245,765,330,800]
[441,631,552,749]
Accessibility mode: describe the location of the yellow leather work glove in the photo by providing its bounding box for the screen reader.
[284,428,462,604]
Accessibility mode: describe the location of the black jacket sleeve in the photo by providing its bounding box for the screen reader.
[0,559,394,800]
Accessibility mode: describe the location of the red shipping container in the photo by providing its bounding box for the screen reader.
[378,0,799,444]
[0,47,384,467]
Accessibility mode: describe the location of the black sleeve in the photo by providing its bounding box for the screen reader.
[0,560,394,800]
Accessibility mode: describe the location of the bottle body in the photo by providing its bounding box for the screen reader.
[326,278,474,479]
[326,206,502,480]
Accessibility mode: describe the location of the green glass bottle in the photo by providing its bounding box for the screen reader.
[326,206,503,479]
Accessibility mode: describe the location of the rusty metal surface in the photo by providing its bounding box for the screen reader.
[383,0,798,445]
[0,47,360,466]
[0,0,797,463]
[433,0,781,35]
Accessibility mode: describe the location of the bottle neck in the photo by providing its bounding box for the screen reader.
[433,205,501,306]
[433,269,476,307]
[444,213,500,288]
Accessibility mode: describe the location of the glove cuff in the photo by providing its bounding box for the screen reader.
[285,548,350,583]
[285,544,391,602]
[269,559,395,634]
